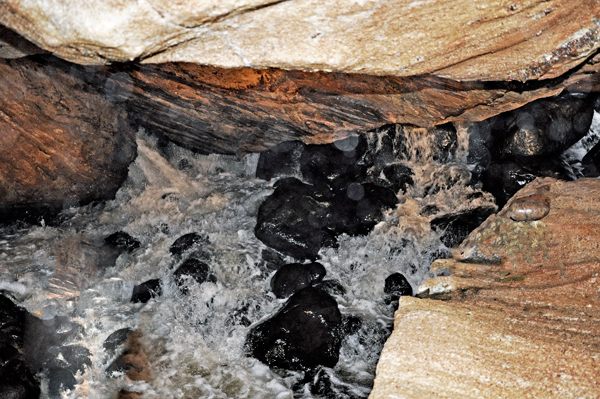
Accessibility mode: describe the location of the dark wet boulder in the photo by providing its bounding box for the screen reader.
[254,177,336,260]
[431,123,459,163]
[307,366,366,399]
[103,328,132,359]
[315,279,347,298]
[502,95,594,157]
[582,140,600,177]
[104,231,141,252]
[270,262,326,298]
[48,367,77,398]
[300,136,368,187]
[430,205,497,248]
[131,279,162,303]
[169,232,210,259]
[361,124,408,173]
[329,183,398,236]
[384,273,413,306]
[481,160,569,208]
[0,295,40,399]
[173,258,217,294]
[382,163,414,193]
[246,287,343,371]
[256,141,305,181]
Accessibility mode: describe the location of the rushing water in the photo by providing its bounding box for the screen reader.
[1,113,597,398]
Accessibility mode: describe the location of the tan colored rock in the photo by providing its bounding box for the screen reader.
[1,0,599,81]
[371,296,600,399]
[371,177,600,399]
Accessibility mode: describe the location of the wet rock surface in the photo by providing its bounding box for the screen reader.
[130,279,162,304]
[173,258,217,294]
[0,294,40,399]
[104,231,141,253]
[468,94,597,207]
[270,262,326,299]
[255,177,336,260]
[255,128,411,259]
[371,177,600,399]
[246,287,343,371]
[383,273,412,307]
[23,314,90,398]
[169,232,210,260]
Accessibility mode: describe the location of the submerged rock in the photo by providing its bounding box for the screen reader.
[329,183,398,237]
[23,313,90,397]
[270,262,326,298]
[104,231,141,252]
[246,287,343,371]
[173,258,216,294]
[130,279,162,303]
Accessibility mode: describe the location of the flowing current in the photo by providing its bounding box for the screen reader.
[4,114,597,398]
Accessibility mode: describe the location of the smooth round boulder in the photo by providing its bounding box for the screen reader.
[245,287,343,371]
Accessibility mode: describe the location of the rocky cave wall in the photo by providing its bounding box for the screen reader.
[1,1,600,398]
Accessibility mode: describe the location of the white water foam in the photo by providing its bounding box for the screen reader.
[0,125,495,398]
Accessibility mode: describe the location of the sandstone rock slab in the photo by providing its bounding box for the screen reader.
[371,177,600,398]
[371,296,600,399]
[1,0,600,81]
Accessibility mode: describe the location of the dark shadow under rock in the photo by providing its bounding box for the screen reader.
[0,294,40,399]
[430,205,498,248]
[245,287,343,371]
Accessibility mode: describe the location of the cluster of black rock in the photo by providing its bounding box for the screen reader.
[245,128,427,393]
[246,92,600,392]
[468,93,598,207]
[254,126,419,260]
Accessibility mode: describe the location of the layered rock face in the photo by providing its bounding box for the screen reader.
[0,56,137,222]
[1,0,599,82]
[370,177,600,398]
